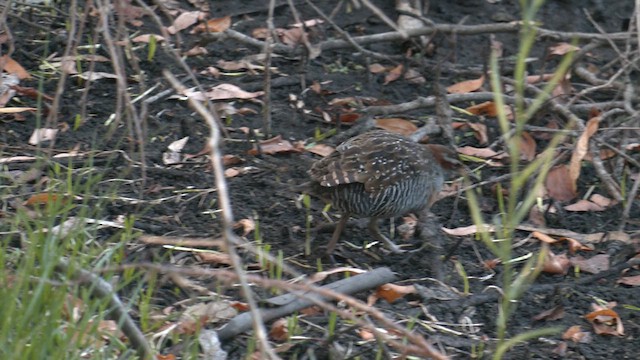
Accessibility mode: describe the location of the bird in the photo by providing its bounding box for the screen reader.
[303,130,462,254]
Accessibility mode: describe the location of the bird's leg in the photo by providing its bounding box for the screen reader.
[368,217,405,253]
[326,213,350,254]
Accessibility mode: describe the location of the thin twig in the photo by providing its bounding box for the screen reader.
[163,71,279,360]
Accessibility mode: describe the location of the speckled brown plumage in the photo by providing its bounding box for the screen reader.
[305,130,461,254]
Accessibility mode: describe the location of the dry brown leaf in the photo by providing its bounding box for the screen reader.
[549,42,580,56]
[368,63,387,74]
[384,64,403,84]
[532,305,565,321]
[562,325,592,343]
[375,283,416,303]
[590,194,615,207]
[183,46,208,56]
[528,205,546,227]
[251,27,270,39]
[167,11,205,34]
[484,258,501,270]
[584,307,624,336]
[306,144,334,157]
[404,68,425,84]
[156,354,177,360]
[247,135,301,156]
[519,131,537,161]
[269,318,289,342]
[224,168,240,178]
[543,251,570,275]
[230,301,250,312]
[28,128,58,145]
[571,254,610,274]
[183,84,263,101]
[466,122,489,144]
[564,199,606,212]
[617,275,640,286]
[1,55,31,79]
[532,231,559,244]
[192,16,231,33]
[131,34,165,43]
[569,116,600,186]
[76,71,119,81]
[552,76,573,98]
[0,107,37,114]
[457,146,506,160]
[446,75,485,94]
[526,73,555,84]
[278,27,305,47]
[196,252,232,265]
[308,267,366,283]
[337,113,360,123]
[374,118,418,135]
[465,101,499,117]
[357,328,375,341]
[233,218,255,236]
[545,165,577,201]
[222,154,244,166]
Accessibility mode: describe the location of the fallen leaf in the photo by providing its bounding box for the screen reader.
[562,325,592,343]
[269,318,289,342]
[384,64,403,85]
[526,73,554,84]
[1,55,31,79]
[0,107,37,113]
[532,305,565,321]
[278,27,305,47]
[192,16,231,33]
[233,218,255,236]
[617,275,640,286]
[446,75,485,94]
[543,251,570,275]
[590,194,615,207]
[374,283,416,303]
[308,267,366,283]
[29,128,58,145]
[167,11,205,34]
[564,199,606,212]
[569,116,600,187]
[24,193,62,206]
[368,63,387,74]
[337,112,360,123]
[545,165,576,202]
[156,354,176,360]
[519,131,537,161]
[549,42,580,56]
[404,68,425,84]
[468,122,489,144]
[374,118,418,135]
[571,254,609,274]
[306,144,334,157]
[131,34,165,43]
[532,231,559,244]
[75,71,119,81]
[248,135,301,155]
[183,46,208,56]
[584,307,624,336]
[465,101,499,117]
[291,18,324,28]
[196,252,233,265]
[357,328,375,341]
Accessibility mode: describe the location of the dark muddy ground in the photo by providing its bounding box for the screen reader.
[2,0,639,359]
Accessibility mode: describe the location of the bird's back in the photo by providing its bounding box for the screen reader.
[309,131,445,218]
